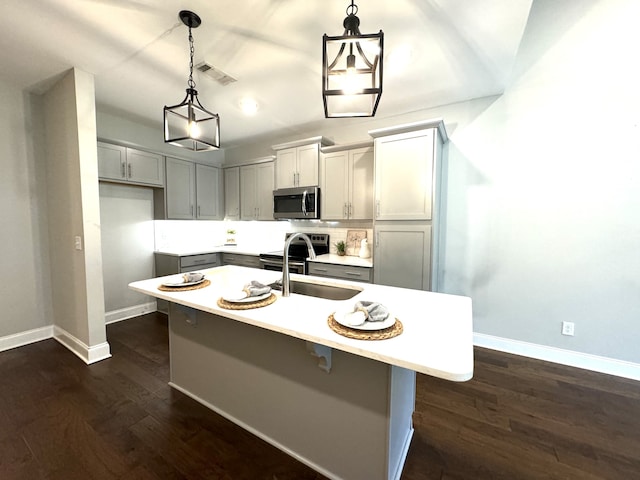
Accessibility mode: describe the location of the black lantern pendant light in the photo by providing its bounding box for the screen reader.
[322,1,383,118]
[164,10,220,151]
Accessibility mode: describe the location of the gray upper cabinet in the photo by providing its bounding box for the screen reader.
[273,137,334,189]
[372,128,438,221]
[195,164,222,220]
[98,142,164,186]
[320,144,374,220]
[240,162,274,220]
[166,157,222,220]
[224,167,240,220]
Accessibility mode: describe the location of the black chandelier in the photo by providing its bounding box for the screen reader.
[164,10,220,151]
[322,0,383,118]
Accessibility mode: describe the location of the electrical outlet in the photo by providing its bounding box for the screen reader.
[562,321,575,336]
[74,235,83,251]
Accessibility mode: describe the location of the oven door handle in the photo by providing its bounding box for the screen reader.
[259,258,305,267]
[259,258,283,268]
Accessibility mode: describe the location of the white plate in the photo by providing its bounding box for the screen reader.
[162,276,206,287]
[333,311,396,331]
[222,291,272,303]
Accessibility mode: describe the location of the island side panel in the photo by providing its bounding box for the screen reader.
[168,304,412,480]
[387,366,416,480]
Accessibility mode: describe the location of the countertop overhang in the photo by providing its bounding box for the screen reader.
[129,266,473,381]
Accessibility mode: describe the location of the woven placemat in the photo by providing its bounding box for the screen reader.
[327,314,403,340]
[217,293,277,310]
[158,279,211,292]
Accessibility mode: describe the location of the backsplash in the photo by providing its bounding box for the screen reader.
[154,220,373,256]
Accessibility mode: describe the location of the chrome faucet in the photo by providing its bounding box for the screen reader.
[282,233,316,297]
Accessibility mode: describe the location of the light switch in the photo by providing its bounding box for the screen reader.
[74,235,82,251]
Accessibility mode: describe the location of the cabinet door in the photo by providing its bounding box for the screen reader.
[224,167,240,220]
[256,162,275,220]
[196,164,221,220]
[97,143,126,181]
[166,157,196,219]
[349,147,374,220]
[240,164,257,219]
[275,147,297,189]
[296,143,319,187]
[374,129,434,220]
[320,151,349,220]
[126,148,164,186]
[373,224,432,290]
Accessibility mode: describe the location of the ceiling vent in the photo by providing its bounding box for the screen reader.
[195,62,237,86]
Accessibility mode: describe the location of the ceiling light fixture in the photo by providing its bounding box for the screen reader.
[322,0,383,118]
[164,10,220,151]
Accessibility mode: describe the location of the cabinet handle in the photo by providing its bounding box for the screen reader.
[376,201,381,218]
[197,205,201,217]
[345,271,362,277]
[128,164,132,178]
[121,162,126,178]
[190,205,194,216]
[375,232,380,247]
[293,172,296,186]
[314,268,328,273]
[343,203,348,218]
[348,203,353,217]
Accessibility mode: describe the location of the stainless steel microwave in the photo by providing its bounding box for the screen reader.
[273,186,320,219]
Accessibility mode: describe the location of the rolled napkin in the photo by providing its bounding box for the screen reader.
[335,301,390,327]
[242,280,271,298]
[223,280,271,302]
[354,301,389,322]
[182,272,205,283]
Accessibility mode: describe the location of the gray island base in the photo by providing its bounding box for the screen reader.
[130,266,473,480]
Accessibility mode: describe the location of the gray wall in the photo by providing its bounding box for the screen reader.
[99,183,155,315]
[42,68,107,348]
[0,80,52,337]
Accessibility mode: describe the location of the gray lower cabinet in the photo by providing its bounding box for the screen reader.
[373,224,432,290]
[154,252,221,313]
[307,262,372,283]
[222,253,261,268]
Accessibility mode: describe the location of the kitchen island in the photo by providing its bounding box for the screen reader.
[129,266,473,480]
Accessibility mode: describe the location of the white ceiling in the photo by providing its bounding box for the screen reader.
[0,0,533,147]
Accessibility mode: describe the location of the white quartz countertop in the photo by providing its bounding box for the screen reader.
[129,266,473,381]
[154,245,266,257]
[310,253,373,268]
[154,247,375,266]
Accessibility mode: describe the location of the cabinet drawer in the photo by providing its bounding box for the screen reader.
[180,253,220,268]
[222,253,260,268]
[308,263,372,283]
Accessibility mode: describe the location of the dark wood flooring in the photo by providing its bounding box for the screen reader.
[1,312,639,479]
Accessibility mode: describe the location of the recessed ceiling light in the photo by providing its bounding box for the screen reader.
[239,97,259,116]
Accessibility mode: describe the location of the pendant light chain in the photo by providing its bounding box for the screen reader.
[187,26,196,90]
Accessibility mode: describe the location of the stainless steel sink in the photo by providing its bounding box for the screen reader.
[269,280,361,300]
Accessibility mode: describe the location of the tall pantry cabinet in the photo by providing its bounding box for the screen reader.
[369,119,448,291]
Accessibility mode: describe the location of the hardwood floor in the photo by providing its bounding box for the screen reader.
[1,312,639,479]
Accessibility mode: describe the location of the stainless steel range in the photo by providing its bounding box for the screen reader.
[259,233,330,274]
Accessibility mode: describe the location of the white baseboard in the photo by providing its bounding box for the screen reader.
[53,325,111,364]
[474,333,640,382]
[105,301,157,324]
[0,325,54,353]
